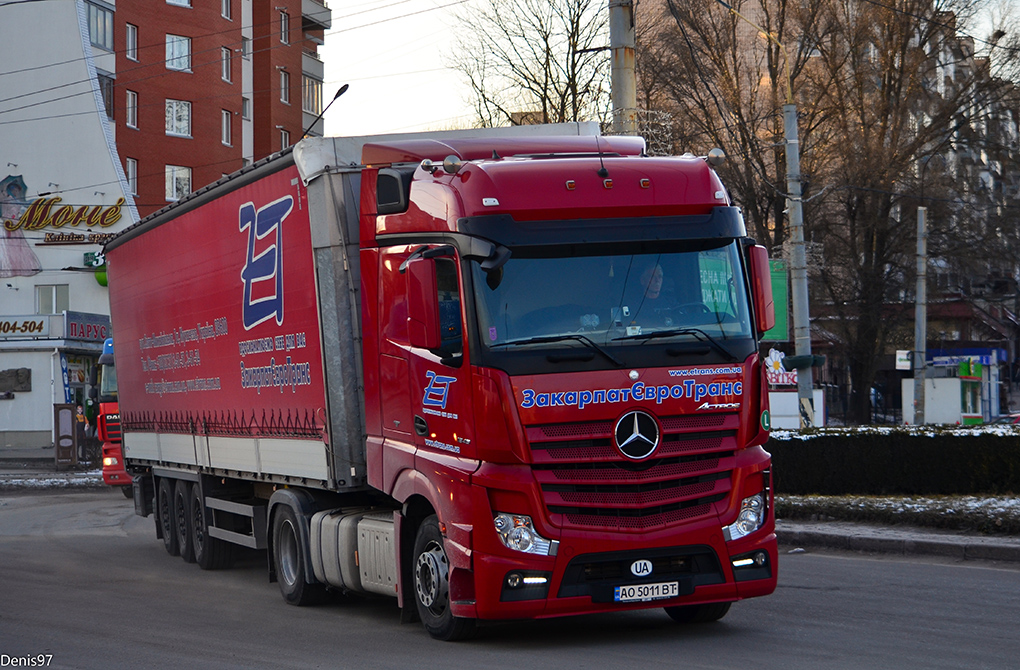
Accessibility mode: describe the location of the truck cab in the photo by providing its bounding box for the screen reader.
[355,136,776,633]
[90,337,128,494]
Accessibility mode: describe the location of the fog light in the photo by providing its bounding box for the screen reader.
[507,573,523,588]
[722,492,767,541]
[493,512,558,556]
[754,551,767,566]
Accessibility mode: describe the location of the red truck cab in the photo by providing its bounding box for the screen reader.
[357,136,777,633]
[91,337,129,494]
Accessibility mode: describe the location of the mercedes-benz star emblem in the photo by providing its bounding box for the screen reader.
[614,410,660,460]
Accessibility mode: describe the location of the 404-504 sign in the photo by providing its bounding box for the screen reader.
[0,317,48,337]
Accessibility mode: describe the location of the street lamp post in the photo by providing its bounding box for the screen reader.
[715,1,815,427]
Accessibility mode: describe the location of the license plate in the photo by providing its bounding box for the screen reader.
[613,581,679,603]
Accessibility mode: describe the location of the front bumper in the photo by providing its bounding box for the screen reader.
[456,519,777,620]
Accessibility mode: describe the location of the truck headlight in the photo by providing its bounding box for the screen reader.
[722,492,766,542]
[493,513,558,556]
[103,457,118,467]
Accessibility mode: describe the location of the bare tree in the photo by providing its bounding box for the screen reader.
[641,0,1020,422]
[449,0,611,127]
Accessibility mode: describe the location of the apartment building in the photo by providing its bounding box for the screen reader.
[109,0,331,217]
[0,0,329,450]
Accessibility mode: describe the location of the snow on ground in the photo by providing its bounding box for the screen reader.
[777,494,1020,534]
[771,424,1020,440]
[0,469,104,490]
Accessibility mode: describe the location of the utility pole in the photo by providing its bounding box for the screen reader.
[914,207,927,424]
[609,0,637,134]
[716,0,814,426]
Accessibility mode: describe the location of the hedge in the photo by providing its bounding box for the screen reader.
[766,427,1020,495]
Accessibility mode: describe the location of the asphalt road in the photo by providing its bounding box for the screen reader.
[1,490,1017,670]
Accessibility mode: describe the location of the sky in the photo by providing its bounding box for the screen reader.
[321,0,480,137]
[318,0,1011,139]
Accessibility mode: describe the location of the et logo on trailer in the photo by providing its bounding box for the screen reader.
[239,196,294,330]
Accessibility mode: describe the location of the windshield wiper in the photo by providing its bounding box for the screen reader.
[612,327,737,361]
[492,334,623,366]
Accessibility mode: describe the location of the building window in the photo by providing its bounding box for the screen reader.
[302,76,322,115]
[125,90,138,128]
[166,34,191,71]
[280,70,290,104]
[165,165,191,201]
[125,24,138,61]
[241,36,251,59]
[221,47,232,82]
[36,285,69,315]
[98,74,114,119]
[125,158,138,195]
[280,129,290,150]
[86,3,113,51]
[241,96,250,120]
[221,0,231,20]
[167,0,191,6]
[279,11,290,44]
[165,99,191,136]
[221,110,232,145]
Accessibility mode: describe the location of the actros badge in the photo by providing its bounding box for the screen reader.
[614,410,660,460]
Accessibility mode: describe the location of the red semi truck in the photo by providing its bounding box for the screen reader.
[105,127,777,640]
[89,337,129,495]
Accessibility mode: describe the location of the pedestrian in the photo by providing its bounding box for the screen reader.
[75,405,89,461]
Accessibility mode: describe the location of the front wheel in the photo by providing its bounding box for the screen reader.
[664,601,732,624]
[412,515,476,641]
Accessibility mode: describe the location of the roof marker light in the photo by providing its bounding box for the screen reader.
[603,179,613,189]
[566,180,576,191]
[640,178,651,188]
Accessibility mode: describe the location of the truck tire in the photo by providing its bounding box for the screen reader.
[189,483,233,570]
[271,505,326,605]
[412,515,477,641]
[174,479,196,564]
[664,601,732,624]
[157,478,179,557]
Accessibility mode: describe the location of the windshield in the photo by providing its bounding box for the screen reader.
[471,241,754,354]
[99,363,118,401]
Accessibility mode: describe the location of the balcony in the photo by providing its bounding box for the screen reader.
[302,0,331,31]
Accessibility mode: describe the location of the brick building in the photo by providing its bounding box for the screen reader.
[106,0,331,216]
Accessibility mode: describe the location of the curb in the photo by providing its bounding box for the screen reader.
[776,525,1020,563]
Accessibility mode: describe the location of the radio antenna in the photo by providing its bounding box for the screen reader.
[595,135,609,178]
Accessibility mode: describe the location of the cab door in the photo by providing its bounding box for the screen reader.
[405,254,475,461]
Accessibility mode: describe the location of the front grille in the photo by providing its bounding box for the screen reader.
[529,413,739,532]
[105,415,121,442]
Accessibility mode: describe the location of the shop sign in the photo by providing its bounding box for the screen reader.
[764,348,797,386]
[0,315,48,338]
[64,311,110,342]
[3,196,125,232]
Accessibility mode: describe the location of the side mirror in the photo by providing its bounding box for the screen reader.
[748,245,775,334]
[406,257,441,350]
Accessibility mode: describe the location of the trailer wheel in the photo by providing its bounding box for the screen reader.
[412,515,477,641]
[174,480,195,563]
[156,478,179,557]
[664,601,732,624]
[189,483,233,570]
[271,505,326,605]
